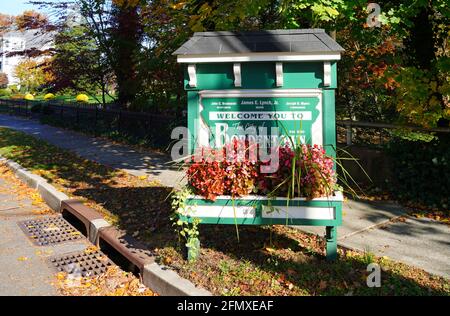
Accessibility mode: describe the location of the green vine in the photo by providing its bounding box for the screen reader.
[170,188,201,261]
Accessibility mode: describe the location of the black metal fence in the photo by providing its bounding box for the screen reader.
[0,99,186,148]
[336,119,450,147]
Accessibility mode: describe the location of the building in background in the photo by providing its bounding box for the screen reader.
[0,29,54,85]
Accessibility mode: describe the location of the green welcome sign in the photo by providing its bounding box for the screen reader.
[200,95,322,147]
[176,29,344,260]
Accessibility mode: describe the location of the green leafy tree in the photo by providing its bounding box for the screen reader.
[49,24,114,105]
[69,0,145,108]
[378,0,450,128]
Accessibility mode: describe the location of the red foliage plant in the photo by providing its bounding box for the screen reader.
[222,140,259,197]
[186,148,226,201]
[186,140,336,201]
[187,139,259,201]
[258,144,336,199]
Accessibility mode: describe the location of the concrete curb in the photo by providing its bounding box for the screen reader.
[143,263,212,296]
[1,156,68,211]
[89,219,111,245]
[37,181,69,212]
[0,158,44,189]
[4,159,22,172]
[0,155,213,296]
[16,168,46,189]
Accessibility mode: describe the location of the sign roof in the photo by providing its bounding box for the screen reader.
[173,29,344,56]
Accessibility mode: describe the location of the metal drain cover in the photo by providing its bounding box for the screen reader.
[18,216,85,246]
[48,249,115,277]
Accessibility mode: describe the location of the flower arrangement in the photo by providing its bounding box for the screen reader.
[186,140,336,201]
[258,144,336,199]
[186,141,259,201]
[299,144,336,198]
[186,155,225,201]
[222,140,259,197]
[257,145,295,195]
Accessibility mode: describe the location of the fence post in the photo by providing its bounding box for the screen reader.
[146,113,152,142]
[346,124,353,146]
[94,105,98,136]
[76,102,79,127]
[118,109,122,134]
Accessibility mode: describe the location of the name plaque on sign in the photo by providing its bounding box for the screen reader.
[198,93,323,147]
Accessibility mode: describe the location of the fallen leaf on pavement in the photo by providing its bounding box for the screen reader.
[84,246,99,255]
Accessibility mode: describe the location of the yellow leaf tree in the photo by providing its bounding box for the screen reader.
[14,59,47,92]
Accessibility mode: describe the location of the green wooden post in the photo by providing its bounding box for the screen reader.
[187,91,199,154]
[326,226,337,261]
[322,89,337,160]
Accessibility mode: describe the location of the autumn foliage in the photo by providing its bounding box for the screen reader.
[15,10,48,30]
[186,140,336,201]
[14,59,48,92]
[0,72,8,88]
[186,141,259,200]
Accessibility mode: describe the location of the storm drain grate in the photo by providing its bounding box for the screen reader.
[48,249,115,277]
[18,216,85,246]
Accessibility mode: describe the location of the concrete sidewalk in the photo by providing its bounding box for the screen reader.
[298,199,450,278]
[1,114,449,279]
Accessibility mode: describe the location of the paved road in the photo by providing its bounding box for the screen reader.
[1,114,449,278]
[0,176,90,295]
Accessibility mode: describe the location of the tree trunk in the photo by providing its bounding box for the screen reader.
[111,2,142,110]
[406,6,435,70]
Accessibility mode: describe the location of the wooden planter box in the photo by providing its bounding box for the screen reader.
[180,191,343,260]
